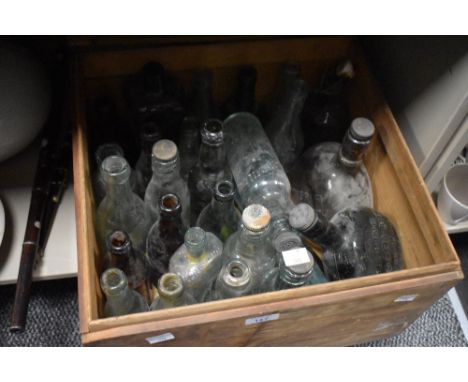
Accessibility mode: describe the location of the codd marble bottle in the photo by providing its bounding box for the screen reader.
[223,66,258,117]
[144,139,190,226]
[100,268,148,317]
[146,193,186,286]
[188,119,232,223]
[93,142,124,204]
[266,78,309,171]
[223,204,276,292]
[196,180,240,242]
[211,259,254,300]
[169,227,223,302]
[289,203,403,281]
[96,156,152,254]
[223,112,293,219]
[103,230,146,289]
[150,273,196,310]
[289,117,375,220]
[178,116,201,181]
[133,121,164,197]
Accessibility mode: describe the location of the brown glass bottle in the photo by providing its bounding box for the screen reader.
[146,193,186,286]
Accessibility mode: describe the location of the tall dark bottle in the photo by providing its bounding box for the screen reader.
[188,119,232,223]
[302,59,354,146]
[289,203,403,281]
[146,193,186,286]
[223,66,258,117]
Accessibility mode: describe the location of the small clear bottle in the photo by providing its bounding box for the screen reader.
[146,193,186,286]
[196,180,240,242]
[93,142,124,204]
[144,139,190,227]
[96,156,152,254]
[178,116,201,181]
[100,268,148,317]
[169,227,223,302]
[266,78,309,171]
[223,204,277,292]
[289,203,403,281]
[289,117,375,220]
[150,273,196,310]
[211,259,254,300]
[223,112,293,218]
[133,121,164,198]
[188,119,232,223]
[103,230,146,289]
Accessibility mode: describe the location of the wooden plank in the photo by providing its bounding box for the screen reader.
[82,271,461,346]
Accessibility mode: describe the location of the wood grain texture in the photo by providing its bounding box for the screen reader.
[72,36,463,345]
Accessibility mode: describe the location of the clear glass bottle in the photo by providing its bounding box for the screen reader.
[150,273,196,310]
[93,142,124,204]
[302,59,354,146]
[96,156,152,254]
[178,116,201,181]
[169,227,223,302]
[223,112,293,218]
[100,268,148,317]
[196,180,240,242]
[146,193,186,286]
[223,204,277,292]
[190,69,217,120]
[289,203,403,281]
[133,121,164,198]
[188,119,232,224]
[266,78,309,171]
[211,259,254,300]
[144,139,190,227]
[223,66,258,117]
[289,117,375,220]
[103,230,146,289]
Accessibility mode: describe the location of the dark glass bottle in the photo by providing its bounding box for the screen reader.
[266,78,309,171]
[302,59,354,146]
[196,180,240,242]
[289,203,403,281]
[104,230,146,290]
[188,119,232,224]
[190,69,217,120]
[223,66,258,117]
[146,193,186,286]
[133,121,164,198]
[178,116,201,181]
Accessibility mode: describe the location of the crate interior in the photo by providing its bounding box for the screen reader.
[75,37,456,323]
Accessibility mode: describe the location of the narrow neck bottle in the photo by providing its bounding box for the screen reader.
[237,204,271,258]
[101,156,134,204]
[217,259,252,298]
[159,193,184,235]
[101,268,134,305]
[151,139,181,180]
[106,230,133,271]
[337,118,375,172]
[95,143,124,168]
[211,180,236,215]
[199,119,227,173]
[276,79,308,135]
[157,273,186,307]
[184,227,207,259]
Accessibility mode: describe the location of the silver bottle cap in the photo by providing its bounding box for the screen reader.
[222,260,251,288]
[350,118,375,141]
[101,155,130,183]
[289,203,316,232]
[158,273,184,299]
[242,204,271,232]
[281,247,315,275]
[152,139,178,162]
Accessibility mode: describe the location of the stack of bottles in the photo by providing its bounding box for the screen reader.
[90,60,404,317]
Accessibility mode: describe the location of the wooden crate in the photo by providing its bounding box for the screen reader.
[72,36,463,346]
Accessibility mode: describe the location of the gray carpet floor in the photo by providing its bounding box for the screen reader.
[0,277,466,346]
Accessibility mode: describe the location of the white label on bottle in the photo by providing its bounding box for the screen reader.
[394,294,418,303]
[282,247,310,267]
[145,332,175,345]
[245,313,280,326]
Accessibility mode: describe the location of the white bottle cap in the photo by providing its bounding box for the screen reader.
[153,139,178,161]
[242,204,271,232]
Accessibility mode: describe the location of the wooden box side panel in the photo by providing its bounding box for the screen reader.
[82,271,462,346]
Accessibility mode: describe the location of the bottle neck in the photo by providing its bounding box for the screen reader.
[199,142,226,173]
[338,129,371,171]
[105,177,134,203]
[151,156,181,179]
[211,194,235,214]
[237,225,269,258]
[159,212,183,235]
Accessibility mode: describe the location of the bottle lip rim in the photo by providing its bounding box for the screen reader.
[214,180,235,201]
[160,193,181,213]
[201,119,224,145]
[101,155,129,178]
[222,260,251,288]
[158,273,184,298]
[106,230,132,253]
[184,227,206,248]
[101,268,128,295]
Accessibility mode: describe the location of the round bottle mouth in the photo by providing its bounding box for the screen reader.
[222,260,251,288]
[185,227,206,254]
[242,204,271,232]
[214,180,236,202]
[95,143,124,166]
[106,230,131,254]
[101,156,130,183]
[201,119,224,146]
[152,139,178,162]
[158,273,184,298]
[160,193,181,214]
[349,118,375,141]
[289,203,316,232]
[100,268,128,296]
